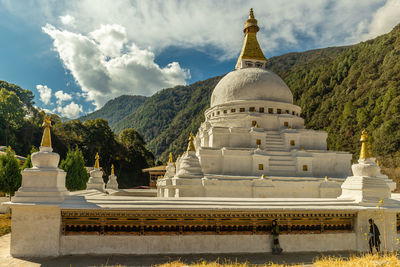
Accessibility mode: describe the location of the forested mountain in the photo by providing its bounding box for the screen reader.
[105,24,400,172]
[3,23,400,187]
[0,81,154,188]
[79,95,147,127]
[109,47,351,162]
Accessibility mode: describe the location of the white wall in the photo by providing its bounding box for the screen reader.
[11,205,61,257]
[60,233,356,255]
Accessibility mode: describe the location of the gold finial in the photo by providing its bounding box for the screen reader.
[359,130,373,160]
[40,115,52,147]
[257,144,260,149]
[235,8,266,69]
[94,153,100,169]
[325,176,329,181]
[377,160,381,167]
[255,122,259,128]
[249,8,255,19]
[169,152,174,163]
[261,174,265,179]
[111,164,114,175]
[187,133,196,151]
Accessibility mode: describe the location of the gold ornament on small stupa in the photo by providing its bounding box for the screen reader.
[111,164,115,175]
[359,130,373,160]
[187,133,196,151]
[261,174,265,179]
[169,152,174,163]
[40,115,52,147]
[94,153,100,169]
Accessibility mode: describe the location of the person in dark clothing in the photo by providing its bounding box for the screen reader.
[368,218,381,253]
[271,219,283,254]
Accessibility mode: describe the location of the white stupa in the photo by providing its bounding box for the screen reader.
[86,153,105,192]
[12,116,69,202]
[106,164,119,191]
[158,9,395,198]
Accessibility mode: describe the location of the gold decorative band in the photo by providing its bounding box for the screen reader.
[61,209,355,236]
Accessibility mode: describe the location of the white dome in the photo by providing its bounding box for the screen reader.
[211,68,293,107]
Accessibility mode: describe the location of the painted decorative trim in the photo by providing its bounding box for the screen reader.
[61,209,355,236]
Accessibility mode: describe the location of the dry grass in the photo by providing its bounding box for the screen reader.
[0,213,11,236]
[314,253,400,266]
[156,261,299,267]
[155,254,400,267]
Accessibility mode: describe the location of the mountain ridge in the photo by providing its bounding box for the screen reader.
[80,24,400,170]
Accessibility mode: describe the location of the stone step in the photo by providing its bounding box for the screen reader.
[264,147,289,153]
[267,151,292,156]
[269,155,294,161]
[269,160,296,166]
[266,138,283,141]
[266,145,286,149]
[269,165,297,171]
[265,141,284,145]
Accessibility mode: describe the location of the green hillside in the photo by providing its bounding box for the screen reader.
[79,95,147,127]
[107,24,400,175]
[110,47,351,162]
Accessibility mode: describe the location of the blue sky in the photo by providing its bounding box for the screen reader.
[0,0,399,118]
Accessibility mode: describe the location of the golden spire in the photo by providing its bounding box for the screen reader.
[40,115,52,147]
[169,152,174,163]
[187,133,196,151]
[111,164,114,175]
[94,153,100,169]
[359,130,373,160]
[235,8,267,69]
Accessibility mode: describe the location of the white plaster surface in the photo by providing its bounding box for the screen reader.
[60,233,355,255]
[211,68,293,107]
[86,168,105,192]
[106,174,119,191]
[10,205,61,257]
[0,197,10,213]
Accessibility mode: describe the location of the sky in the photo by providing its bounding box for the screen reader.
[0,0,400,118]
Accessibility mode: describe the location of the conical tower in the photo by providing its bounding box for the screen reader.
[235,8,267,69]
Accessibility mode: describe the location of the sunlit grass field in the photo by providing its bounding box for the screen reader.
[0,213,11,236]
[156,253,400,267]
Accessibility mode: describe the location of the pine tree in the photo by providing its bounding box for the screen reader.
[0,147,22,197]
[60,147,89,191]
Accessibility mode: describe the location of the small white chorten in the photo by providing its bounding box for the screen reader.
[338,130,392,204]
[13,116,69,202]
[175,133,203,178]
[86,153,105,192]
[106,164,119,191]
[164,153,176,178]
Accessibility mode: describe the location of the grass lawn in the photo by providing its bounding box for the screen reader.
[157,254,400,267]
[0,213,11,236]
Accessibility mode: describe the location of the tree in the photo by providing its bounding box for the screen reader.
[0,147,22,198]
[21,146,39,170]
[0,88,25,147]
[60,147,89,191]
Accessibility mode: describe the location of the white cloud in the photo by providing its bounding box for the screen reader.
[3,1,399,58]
[59,14,75,26]
[43,23,190,108]
[54,90,72,105]
[36,84,52,105]
[364,0,400,40]
[42,0,390,59]
[56,101,83,118]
